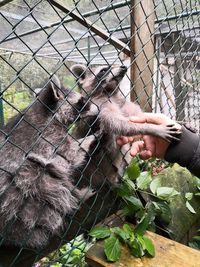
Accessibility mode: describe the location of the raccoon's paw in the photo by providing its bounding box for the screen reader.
[76,187,96,201]
[159,124,182,142]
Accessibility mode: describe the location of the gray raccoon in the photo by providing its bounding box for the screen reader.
[71,64,181,187]
[0,76,95,248]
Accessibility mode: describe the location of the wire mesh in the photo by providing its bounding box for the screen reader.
[0,0,200,266]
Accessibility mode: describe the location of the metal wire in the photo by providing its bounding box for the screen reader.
[0,0,200,266]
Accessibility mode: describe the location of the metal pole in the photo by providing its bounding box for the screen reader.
[87,36,91,64]
[0,82,4,127]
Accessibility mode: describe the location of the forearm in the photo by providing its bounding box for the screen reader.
[164,126,200,177]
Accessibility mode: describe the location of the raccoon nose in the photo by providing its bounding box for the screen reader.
[120,66,127,71]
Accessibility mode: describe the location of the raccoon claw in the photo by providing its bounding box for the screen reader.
[76,187,96,201]
[164,124,182,142]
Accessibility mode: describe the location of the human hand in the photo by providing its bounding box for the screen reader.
[117,113,181,160]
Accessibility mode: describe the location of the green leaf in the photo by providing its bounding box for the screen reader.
[89,226,111,239]
[195,192,200,196]
[134,215,149,236]
[145,202,156,225]
[156,187,180,200]
[60,244,71,254]
[185,192,193,201]
[186,201,196,214]
[122,224,134,238]
[104,235,121,262]
[137,235,146,250]
[124,196,143,211]
[112,227,129,242]
[189,240,200,250]
[126,160,140,180]
[116,183,132,197]
[193,176,200,191]
[50,263,62,267]
[128,237,144,257]
[193,236,200,241]
[150,178,162,194]
[143,236,155,257]
[125,178,136,190]
[136,171,152,190]
[152,201,172,225]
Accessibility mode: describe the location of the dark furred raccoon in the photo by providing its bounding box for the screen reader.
[71,64,181,188]
[0,76,96,248]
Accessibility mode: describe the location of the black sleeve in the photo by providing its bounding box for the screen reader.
[164,126,200,178]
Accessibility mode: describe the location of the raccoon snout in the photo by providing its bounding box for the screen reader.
[120,65,127,71]
[119,65,127,76]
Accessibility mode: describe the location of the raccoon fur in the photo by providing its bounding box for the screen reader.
[0,76,96,248]
[71,64,180,188]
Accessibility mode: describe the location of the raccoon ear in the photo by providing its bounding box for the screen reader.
[39,75,63,107]
[71,64,87,80]
[49,75,62,100]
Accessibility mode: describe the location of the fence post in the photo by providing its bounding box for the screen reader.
[173,33,186,121]
[130,0,155,111]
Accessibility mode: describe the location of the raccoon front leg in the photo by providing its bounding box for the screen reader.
[100,104,181,141]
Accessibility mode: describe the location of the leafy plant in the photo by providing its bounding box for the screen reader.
[89,223,155,262]
[183,176,200,214]
[118,159,178,222]
[89,158,182,263]
[189,229,200,250]
[37,235,92,267]
[3,85,32,122]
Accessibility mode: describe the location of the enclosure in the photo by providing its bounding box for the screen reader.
[0,0,200,266]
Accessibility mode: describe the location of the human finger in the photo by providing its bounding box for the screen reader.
[139,150,153,160]
[142,135,168,158]
[130,140,145,157]
[117,135,142,146]
[129,113,169,124]
[116,136,129,146]
[129,113,180,128]
[142,113,176,125]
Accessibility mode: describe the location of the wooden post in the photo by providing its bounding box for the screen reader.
[173,33,186,121]
[130,0,155,111]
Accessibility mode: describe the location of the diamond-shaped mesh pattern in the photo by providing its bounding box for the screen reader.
[0,0,199,266]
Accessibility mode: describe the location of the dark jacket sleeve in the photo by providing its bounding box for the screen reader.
[164,126,200,178]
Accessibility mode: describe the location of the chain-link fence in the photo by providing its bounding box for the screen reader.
[0,0,200,266]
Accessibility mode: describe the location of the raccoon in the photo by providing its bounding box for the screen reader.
[71,64,180,188]
[0,75,96,248]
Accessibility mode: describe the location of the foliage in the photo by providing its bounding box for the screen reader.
[183,176,200,214]
[62,74,79,92]
[89,159,200,263]
[0,52,79,124]
[89,223,155,262]
[36,236,92,267]
[2,85,32,123]
[189,229,200,250]
[89,158,182,263]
